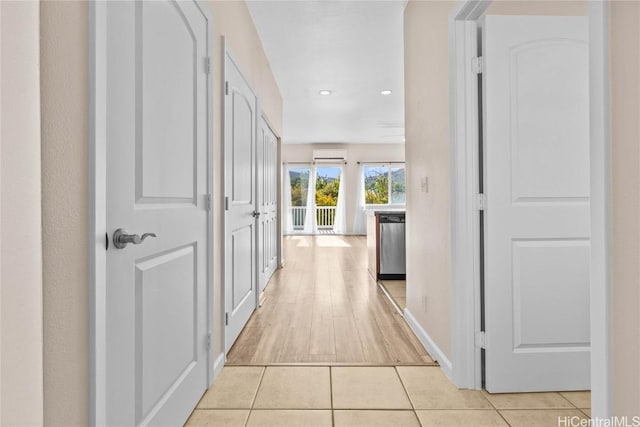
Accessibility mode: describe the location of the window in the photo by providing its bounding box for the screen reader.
[363,164,406,205]
[315,166,341,207]
[288,167,310,207]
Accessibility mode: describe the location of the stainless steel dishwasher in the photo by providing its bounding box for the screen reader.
[378,213,406,280]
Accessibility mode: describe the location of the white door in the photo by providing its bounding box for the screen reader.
[224,51,257,352]
[105,1,211,425]
[483,16,590,392]
[258,117,279,293]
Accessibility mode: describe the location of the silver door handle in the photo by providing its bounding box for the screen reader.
[252,211,261,218]
[113,228,157,249]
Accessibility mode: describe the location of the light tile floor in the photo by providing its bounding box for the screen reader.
[186,365,591,427]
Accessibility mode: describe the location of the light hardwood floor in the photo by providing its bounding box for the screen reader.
[380,280,407,310]
[226,235,434,365]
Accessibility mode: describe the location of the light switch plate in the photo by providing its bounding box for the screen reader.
[421,177,429,193]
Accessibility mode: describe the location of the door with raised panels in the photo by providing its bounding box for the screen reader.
[224,50,258,352]
[258,116,279,293]
[105,1,211,425]
[483,15,590,392]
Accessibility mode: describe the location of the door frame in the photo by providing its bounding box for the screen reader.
[449,0,611,417]
[88,2,215,425]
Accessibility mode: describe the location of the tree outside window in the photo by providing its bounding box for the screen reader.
[364,164,405,205]
[289,168,309,206]
[315,166,341,207]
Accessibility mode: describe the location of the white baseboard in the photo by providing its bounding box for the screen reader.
[404,308,453,380]
[211,352,225,385]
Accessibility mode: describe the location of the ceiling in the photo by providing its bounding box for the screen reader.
[246,0,405,144]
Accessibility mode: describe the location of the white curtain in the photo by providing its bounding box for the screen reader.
[352,163,366,234]
[334,164,347,234]
[303,165,316,234]
[283,164,293,234]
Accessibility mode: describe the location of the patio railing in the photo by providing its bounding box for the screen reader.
[289,206,336,231]
[291,206,306,231]
[316,206,336,230]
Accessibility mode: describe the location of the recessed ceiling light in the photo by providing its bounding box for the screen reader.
[319,90,332,96]
[380,90,393,95]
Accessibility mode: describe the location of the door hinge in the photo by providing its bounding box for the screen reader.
[204,56,211,75]
[475,331,486,349]
[471,56,483,74]
[225,312,229,326]
[205,194,212,211]
[225,81,229,95]
[476,193,487,211]
[206,331,212,350]
[224,196,230,211]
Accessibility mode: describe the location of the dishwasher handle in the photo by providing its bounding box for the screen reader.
[379,215,405,223]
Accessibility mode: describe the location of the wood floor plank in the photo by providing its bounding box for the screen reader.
[226,327,264,364]
[333,315,366,363]
[304,354,338,363]
[278,300,313,362]
[249,329,285,364]
[375,319,424,364]
[309,296,335,356]
[353,312,394,363]
[278,327,311,362]
[248,302,293,363]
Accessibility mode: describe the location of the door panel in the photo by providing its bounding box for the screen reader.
[483,15,590,392]
[224,52,257,351]
[232,97,255,202]
[508,42,590,202]
[136,245,197,418]
[105,1,210,425]
[232,226,254,309]
[511,240,590,348]
[138,1,197,202]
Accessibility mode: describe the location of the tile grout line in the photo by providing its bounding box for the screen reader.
[580,408,591,418]
[393,366,423,427]
[330,366,335,427]
[480,390,513,427]
[244,365,268,427]
[557,392,584,410]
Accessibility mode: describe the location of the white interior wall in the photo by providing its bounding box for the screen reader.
[404,0,457,362]
[0,1,44,425]
[40,3,90,424]
[611,1,640,416]
[282,143,405,234]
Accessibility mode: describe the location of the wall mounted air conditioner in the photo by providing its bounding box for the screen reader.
[312,149,347,163]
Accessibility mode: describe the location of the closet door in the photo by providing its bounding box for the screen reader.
[224,49,257,351]
[483,15,590,392]
[258,116,279,293]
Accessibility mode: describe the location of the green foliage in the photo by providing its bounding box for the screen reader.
[315,175,340,206]
[289,171,309,206]
[365,173,388,204]
[391,180,406,203]
[289,171,340,207]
